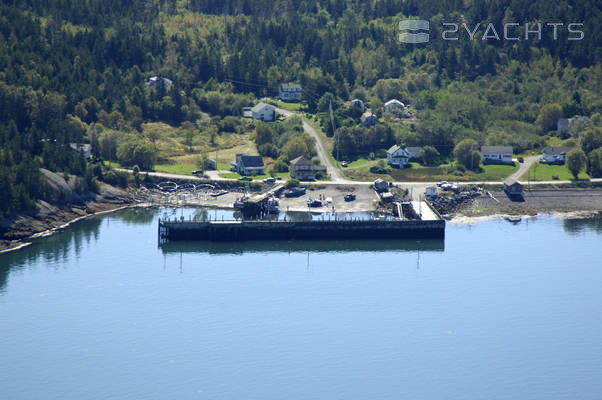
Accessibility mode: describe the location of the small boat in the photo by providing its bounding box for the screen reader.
[285,187,306,197]
[505,216,522,223]
[267,196,280,213]
[233,194,250,209]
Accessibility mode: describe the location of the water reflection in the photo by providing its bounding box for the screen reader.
[159,239,445,255]
[562,212,602,235]
[0,218,103,292]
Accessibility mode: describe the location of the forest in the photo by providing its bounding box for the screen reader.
[0,0,601,215]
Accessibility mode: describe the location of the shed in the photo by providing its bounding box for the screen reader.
[373,179,389,193]
[503,177,523,196]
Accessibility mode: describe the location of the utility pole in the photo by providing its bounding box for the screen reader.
[329,100,338,164]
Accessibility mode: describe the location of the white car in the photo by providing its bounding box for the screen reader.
[262,177,276,183]
[437,181,449,187]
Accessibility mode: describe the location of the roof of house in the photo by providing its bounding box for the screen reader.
[237,154,264,168]
[543,146,575,155]
[387,145,410,156]
[481,146,513,155]
[350,98,364,106]
[504,177,521,187]
[361,111,378,122]
[70,143,91,152]
[251,102,274,113]
[290,155,312,166]
[406,146,423,154]
[280,83,302,90]
[385,99,404,107]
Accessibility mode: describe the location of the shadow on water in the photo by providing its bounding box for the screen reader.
[0,218,103,292]
[159,239,445,255]
[562,212,602,235]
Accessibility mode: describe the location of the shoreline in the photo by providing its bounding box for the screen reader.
[0,202,136,254]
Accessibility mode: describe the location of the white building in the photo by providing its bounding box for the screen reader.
[481,146,513,164]
[542,146,574,164]
[349,99,365,112]
[386,145,410,168]
[279,83,302,102]
[251,102,276,122]
[384,99,405,113]
[146,76,173,88]
[70,143,92,158]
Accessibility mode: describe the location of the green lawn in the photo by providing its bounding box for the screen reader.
[268,99,307,112]
[154,163,198,175]
[104,161,122,168]
[218,172,291,180]
[520,163,591,181]
[348,162,521,182]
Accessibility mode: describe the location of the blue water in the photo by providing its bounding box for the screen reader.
[1,208,601,400]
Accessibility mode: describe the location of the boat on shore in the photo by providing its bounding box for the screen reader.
[267,196,280,213]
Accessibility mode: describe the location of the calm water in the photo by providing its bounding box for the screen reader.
[1,208,601,400]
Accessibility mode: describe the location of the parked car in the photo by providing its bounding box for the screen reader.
[262,177,276,183]
[344,193,356,202]
[238,176,252,181]
[307,198,323,207]
[341,161,348,167]
[437,181,449,187]
[517,157,524,163]
[191,170,203,175]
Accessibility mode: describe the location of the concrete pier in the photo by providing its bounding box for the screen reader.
[159,218,445,242]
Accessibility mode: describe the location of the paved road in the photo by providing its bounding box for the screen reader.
[275,107,344,182]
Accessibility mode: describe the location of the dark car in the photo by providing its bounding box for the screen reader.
[191,170,203,175]
[517,157,524,163]
[344,193,356,202]
[238,176,252,181]
[307,198,323,207]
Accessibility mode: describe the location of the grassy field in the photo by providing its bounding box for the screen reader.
[154,163,198,175]
[344,161,520,182]
[520,163,591,181]
[218,172,291,180]
[268,99,308,112]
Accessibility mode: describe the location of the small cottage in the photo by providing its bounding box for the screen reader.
[384,99,405,113]
[503,177,523,196]
[360,111,379,127]
[481,146,513,164]
[349,99,365,112]
[405,146,423,161]
[279,83,302,102]
[542,146,574,164]
[235,154,265,176]
[386,145,410,168]
[290,155,315,180]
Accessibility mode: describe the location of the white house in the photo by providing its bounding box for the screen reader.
[251,102,276,122]
[349,99,365,112]
[70,143,92,158]
[384,99,405,113]
[481,146,513,164]
[279,83,302,102]
[542,146,574,164]
[146,76,173,88]
[235,154,265,176]
[405,146,423,161]
[360,111,379,127]
[386,145,410,168]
